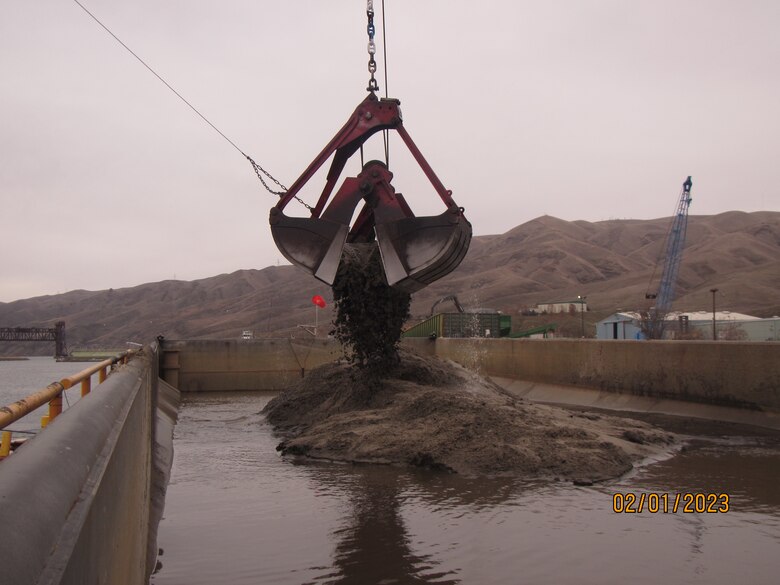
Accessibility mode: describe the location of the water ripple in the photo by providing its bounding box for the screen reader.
[152,392,780,585]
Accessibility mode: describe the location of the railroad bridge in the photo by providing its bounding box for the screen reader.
[0,321,67,358]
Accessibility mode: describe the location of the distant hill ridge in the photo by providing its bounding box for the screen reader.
[1,212,778,354]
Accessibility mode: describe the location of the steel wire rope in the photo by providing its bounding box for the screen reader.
[69,0,290,198]
[381,0,390,167]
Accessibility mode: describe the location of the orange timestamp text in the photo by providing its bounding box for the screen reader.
[612,492,730,513]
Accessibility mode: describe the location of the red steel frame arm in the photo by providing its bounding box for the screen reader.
[275,95,402,213]
[394,125,457,210]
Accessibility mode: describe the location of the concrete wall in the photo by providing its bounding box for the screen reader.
[0,347,177,585]
[156,336,780,429]
[158,337,779,412]
[160,338,343,391]
[403,337,780,413]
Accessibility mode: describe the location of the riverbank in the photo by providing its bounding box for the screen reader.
[263,349,677,483]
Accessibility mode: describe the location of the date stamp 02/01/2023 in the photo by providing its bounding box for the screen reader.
[612,492,730,514]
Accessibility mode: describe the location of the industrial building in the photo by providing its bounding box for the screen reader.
[596,311,779,341]
[535,300,588,314]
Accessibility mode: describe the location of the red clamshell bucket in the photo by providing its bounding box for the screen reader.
[269,95,471,293]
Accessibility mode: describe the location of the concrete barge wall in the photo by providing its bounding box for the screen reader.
[0,347,179,585]
[160,337,780,413]
[160,338,342,392]
[409,338,780,413]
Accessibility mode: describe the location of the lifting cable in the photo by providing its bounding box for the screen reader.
[381,0,390,167]
[69,0,294,201]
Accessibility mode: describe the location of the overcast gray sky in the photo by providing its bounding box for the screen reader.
[2,0,778,302]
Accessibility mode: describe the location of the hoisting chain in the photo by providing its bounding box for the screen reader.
[366,0,379,92]
[246,155,313,211]
[246,155,287,196]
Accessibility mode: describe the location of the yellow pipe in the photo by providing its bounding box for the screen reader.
[0,431,11,459]
[0,382,64,430]
[0,349,138,430]
[60,357,115,390]
[81,377,91,397]
[49,394,63,421]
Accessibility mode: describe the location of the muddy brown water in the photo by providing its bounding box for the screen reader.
[150,392,780,585]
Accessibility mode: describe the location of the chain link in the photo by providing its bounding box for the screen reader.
[246,155,287,195]
[366,0,379,92]
[246,155,313,212]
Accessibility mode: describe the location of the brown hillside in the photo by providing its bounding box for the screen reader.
[1,212,778,355]
[412,211,780,321]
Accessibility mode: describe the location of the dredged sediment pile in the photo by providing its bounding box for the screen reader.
[263,348,677,482]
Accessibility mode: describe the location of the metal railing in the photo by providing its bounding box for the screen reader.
[0,349,140,460]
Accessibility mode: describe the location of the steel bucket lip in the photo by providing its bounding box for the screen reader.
[271,206,471,293]
[269,208,349,286]
[375,210,472,293]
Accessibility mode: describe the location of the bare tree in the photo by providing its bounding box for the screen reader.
[720,322,748,341]
[638,309,668,340]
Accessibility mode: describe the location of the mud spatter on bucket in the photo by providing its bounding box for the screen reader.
[263,349,676,482]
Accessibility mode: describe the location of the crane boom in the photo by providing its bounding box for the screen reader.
[655,176,693,313]
[643,176,693,339]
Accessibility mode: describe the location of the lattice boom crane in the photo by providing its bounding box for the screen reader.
[646,176,693,316]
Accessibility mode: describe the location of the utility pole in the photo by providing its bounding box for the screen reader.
[710,288,718,340]
[578,295,587,338]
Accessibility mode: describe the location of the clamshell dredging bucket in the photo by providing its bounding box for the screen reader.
[268,94,472,292]
[270,204,471,292]
[375,206,472,293]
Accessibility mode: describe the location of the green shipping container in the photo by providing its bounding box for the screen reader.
[403,313,503,338]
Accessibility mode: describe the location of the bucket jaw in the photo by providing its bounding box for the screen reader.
[374,205,471,293]
[269,94,472,292]
[269,210,349,286]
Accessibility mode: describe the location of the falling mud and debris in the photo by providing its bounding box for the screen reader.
[330,242,411,378]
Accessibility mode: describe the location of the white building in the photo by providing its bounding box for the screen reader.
[595,311,777,341]
[535,300,588,314]
[596,312,644,340]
